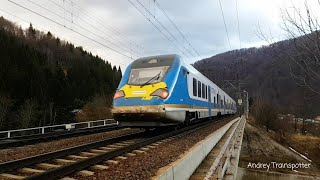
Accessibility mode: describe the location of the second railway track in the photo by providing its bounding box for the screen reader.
[0,117,231,180]
[0,124,121,149]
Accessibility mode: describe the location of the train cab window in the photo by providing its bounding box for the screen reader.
[198,81,201,97]
[128,66,169,85]
[193,78,197,96]
[202,83,205,98]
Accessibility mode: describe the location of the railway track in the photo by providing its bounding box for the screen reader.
[0,117,230,180]
[0,125,121,149]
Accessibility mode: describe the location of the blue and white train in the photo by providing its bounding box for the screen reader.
[112,54,237,127]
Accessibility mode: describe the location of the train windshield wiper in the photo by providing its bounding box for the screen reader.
[140,71,161,87]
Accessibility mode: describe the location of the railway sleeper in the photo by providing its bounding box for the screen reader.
[76,170,95,177]
[36,163,61,169]
[68,155,88,160]
[18,167,45,174]
[90,164,109,171]
[0,173,26,179]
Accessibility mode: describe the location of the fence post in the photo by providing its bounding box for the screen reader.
[7,131,11,138]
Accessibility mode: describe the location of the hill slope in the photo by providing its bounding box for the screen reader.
[194,39,320,117]
[0,16,121,130]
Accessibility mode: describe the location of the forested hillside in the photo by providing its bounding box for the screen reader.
[194,37,320,117]
[0,17,122,130]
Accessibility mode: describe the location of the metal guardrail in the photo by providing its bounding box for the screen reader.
[0,119,117,139]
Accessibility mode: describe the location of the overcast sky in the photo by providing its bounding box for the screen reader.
[0,0,315,70]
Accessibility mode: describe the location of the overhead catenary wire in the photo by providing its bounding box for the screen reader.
[0,8,128,67]
[218,0,231,49]
[155,1,203,60]
[135,0,197,62]
[47,0,142,58]
[235,0,242,50]
[27,0,139,60]
[66,0,146,54]
[7,0,132,66]
[127,0,192,63]
[0,8,47,32]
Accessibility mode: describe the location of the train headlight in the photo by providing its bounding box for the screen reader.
[151,88,169,99]
[114,90,125,99]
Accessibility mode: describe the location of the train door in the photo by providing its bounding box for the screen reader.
[208,86,211,117]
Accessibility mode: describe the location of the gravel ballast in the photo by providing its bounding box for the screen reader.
[0,128,141,163]
[73,118,233,180]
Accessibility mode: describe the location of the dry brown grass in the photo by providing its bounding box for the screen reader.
[76,105,112,122]
[287,134,320,166]
[75,94,113,122]
[239,123,320,176]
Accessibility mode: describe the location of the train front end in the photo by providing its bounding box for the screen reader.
[112,54,181,127]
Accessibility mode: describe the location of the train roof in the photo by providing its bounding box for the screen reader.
[132,54,177,69]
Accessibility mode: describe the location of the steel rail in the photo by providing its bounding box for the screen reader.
[0,124,121,149]
[0,131,147,173]
[28,116,231,180]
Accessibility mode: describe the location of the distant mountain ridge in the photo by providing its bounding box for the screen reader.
[194,38,320,117]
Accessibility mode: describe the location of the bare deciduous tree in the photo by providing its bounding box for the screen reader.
[19,99,38,128]
[0,95,12,129]
[257,1,320,94]
[282,1,320,94]
[251,97,278,131]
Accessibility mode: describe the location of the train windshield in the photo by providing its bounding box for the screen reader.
[128,66,169,85]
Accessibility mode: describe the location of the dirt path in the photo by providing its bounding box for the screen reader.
[239,123,320,177]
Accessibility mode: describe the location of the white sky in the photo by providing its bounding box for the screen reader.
[0,0,317,71]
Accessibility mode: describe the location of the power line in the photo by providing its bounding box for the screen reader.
[7,0,132,66]
[0,7,129,67]
[128,0,192,62]
[66,0,146,54]
[27,0,138,60]
[218,0,231,49]
[155,1,202,60]
[235,0,242,50]
[47,0,142,58]
[135,0,197,61]
[0,8,47,32]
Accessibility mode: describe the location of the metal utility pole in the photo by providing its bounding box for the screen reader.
[243,90,249,119]
[223,80,245,116]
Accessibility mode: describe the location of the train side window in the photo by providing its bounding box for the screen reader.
[205,85,207,99]
[198,81,201,97]
[227,100,229,109]
[202,83,205,98]
[193,78,197,96]
[214,97,216,107]
[208,86,211,100]
[217,94,219,106]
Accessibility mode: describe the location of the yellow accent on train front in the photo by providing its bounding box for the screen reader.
[120,82,167,100]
